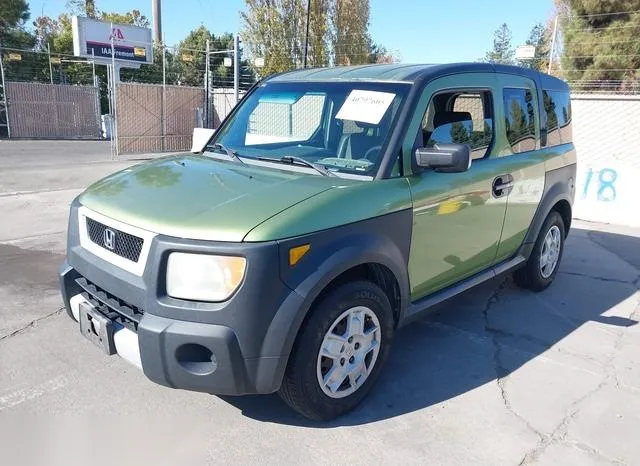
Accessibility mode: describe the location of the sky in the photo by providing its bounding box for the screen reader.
[34,0,556,63]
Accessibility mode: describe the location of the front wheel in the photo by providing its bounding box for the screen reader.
[514,210,566,291]
[278,281,394,421]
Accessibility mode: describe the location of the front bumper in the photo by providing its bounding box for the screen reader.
[60,261,294,396]
[59,201,306,395]
[60,262,287,395]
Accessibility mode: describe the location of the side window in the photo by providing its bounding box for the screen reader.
[503,88,537,153]
[421,90,494,160]
[543,90,572,146]
[246,94,325,145]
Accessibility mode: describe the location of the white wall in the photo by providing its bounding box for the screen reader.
[571,94,640,228]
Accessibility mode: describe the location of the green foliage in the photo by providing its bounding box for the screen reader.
[368,43,398,64]
[176,27,234,87]
[241,0,303,75]
[484,23,515,65]
[308,0,330,67]
[449,122,470,144]
[241,0,384,75]
[99,10,149,28]
[0,0,34,48]
[560,0,640,86]
[543,90,559,129]
[332,0,371,66]
[65,0,97,18]
[0,0,30,30]
[518,23,551,71]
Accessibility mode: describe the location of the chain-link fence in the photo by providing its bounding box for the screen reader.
[0,37,259,153]
[0,47,101,139]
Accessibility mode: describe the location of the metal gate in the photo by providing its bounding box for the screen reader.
[115,83,205,154]
[4,82,100,139]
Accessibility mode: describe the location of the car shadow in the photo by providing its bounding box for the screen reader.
[219,228,639,427]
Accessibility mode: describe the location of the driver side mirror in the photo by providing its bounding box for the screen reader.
[414,144,471,173]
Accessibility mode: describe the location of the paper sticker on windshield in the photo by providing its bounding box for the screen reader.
[335,90,396,125]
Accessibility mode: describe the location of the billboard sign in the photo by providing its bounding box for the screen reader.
[72,16,153,66]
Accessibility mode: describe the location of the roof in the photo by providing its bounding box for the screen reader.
[268,63,568,90]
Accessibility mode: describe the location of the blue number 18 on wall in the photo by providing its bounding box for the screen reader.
[582,168,618,202]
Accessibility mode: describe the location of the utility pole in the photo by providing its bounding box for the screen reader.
[152,0,162,44]
[303,0,311,68]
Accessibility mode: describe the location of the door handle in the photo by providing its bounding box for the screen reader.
[492,175,513,197]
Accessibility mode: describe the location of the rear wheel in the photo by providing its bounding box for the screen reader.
[514,210,565,291]
[278,281,394,421]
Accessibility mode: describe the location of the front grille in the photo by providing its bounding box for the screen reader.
[76,277,144,332]
[86,217,143,262]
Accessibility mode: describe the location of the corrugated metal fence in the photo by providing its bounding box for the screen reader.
[115,83,205,154]
[5,82,100,139]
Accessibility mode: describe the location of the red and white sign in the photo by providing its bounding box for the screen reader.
[72,16,153,66]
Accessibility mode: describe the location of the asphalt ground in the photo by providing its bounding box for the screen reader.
[1,140,639,465]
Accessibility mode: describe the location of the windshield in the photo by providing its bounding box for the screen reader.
[208,81,410,177]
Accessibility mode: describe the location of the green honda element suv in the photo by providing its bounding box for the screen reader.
[60,63,576,420]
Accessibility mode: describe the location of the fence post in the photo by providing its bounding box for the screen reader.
[47,43,54,84]
[161,41,166,152]
[205,39,210,128]
[234,34,240,105]
[91,50,97,87]
[0,43,10,138]
[110,24,119,158]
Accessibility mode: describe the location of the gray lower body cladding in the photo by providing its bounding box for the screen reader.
[60,199,414,396]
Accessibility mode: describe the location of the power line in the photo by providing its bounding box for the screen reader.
[563,23,640,32]
[564,54,640,58]
[565,9,640,18]
[562,68,639,72]
[563,38,640,45]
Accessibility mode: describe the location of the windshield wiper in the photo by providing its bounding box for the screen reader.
[210,143,245,164]
[261,155,336,177]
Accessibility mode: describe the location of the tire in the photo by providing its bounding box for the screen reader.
[514,210,566,292]
[278,280,394,421]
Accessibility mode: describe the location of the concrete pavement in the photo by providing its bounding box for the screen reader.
[0,142,639,465]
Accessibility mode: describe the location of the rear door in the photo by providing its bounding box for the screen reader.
[492,75,545,262]
[404,73,511,300]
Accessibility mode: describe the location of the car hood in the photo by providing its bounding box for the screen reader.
[79,154,340,242]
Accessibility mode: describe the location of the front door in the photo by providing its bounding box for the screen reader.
[404,74,512,300]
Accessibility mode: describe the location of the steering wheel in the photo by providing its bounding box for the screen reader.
[363,145,382,161]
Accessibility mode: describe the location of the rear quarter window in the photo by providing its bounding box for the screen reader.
[503,88,537,154]
[543,90,573,146]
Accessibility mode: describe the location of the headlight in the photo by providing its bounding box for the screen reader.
[166,253,246,302]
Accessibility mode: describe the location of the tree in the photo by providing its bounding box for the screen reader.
[332,0,371,66]
[559,0,640,88]
[484,23,515,65]
[99,10,149,28]
[368,43,399,64]
[518,22,551,71]
[307,0,330,67]
[450,122,470,144]
[241,0,298,75]
[65,0,97,17]
[174,27,236,87]
[0,0,34,48]
[242,0,384,74]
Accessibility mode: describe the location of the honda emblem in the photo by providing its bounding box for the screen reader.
[103,228,116,250]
